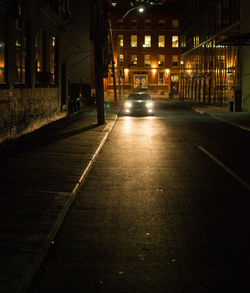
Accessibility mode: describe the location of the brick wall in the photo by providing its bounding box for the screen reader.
[0,87,67,143]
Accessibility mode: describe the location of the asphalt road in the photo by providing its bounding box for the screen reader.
[29,101,250,293]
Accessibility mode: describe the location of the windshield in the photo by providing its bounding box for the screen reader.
[127,93,150,101]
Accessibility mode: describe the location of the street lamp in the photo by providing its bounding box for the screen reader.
[120,5,145,100]
[122,5,145,18]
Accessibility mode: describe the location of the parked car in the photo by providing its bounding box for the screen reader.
[123,92,154,115]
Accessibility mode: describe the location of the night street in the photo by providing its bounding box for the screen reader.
[29,101,250,293]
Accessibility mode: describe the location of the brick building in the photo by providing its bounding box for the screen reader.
[107,1,181,99]
[0,0,71,143]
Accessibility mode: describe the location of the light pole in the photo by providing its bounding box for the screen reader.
[120,5,145,100]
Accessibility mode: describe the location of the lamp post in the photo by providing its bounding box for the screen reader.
[120,5,145,100]
[90,0,108,125]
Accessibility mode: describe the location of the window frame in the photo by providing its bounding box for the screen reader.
[143,35,151,48]
[172,35,179,48]
[131,35,137,48]
[158,35,165,48]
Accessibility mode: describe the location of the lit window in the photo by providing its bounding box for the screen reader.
[16,34,26,84]
[171,75,179,82]
[193,35,200,47]
[181,35,186,48]
[172,20,179,28]
[50,36,56,84]
[144,55,151,66]
[119,54,124,65]
[143,35,151,47]
[158,55,165,66]
[0,42,5,82]
[158,35,165,47]
[158,71,164,84]
[131,55,137,66]
[172,55,179,67]
[131,35,137,47]
[35,30,44,84]
[172,35,179,47]
[119,35,123,47]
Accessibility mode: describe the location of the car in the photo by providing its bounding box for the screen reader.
[123,92,154,115]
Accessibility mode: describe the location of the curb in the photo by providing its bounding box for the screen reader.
[18,115,118,293]
[192,107,250,132]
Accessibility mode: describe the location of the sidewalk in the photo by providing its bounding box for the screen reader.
[191,103,250,132]
[0,104,119,293]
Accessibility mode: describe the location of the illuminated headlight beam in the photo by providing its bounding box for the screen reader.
[146,101,153,108]
[125,101,133,108]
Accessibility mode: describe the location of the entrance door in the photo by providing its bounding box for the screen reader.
[171,82,179,95]
[134,74,148,89]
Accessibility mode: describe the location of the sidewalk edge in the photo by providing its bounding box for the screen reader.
[192,107,250,132]
[18,115,118,293]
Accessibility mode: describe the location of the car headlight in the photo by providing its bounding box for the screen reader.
[146,101,153,108]
[125,101,132,108]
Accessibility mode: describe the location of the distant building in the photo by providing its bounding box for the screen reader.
[0,0,72,143]
[107,1,181,99]
[180,0,250,111]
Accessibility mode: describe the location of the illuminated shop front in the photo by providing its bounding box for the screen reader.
[180,36,239,106]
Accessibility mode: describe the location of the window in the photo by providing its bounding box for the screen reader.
[181,35,186,48]
[172,55,179,67]
[16,32,26,83]
[143,35,151,47]
[145,20,151,29]
[119,54,124,66]
[158,35,165,47]
[119,35,123,47]
[172,20,179,28]
[117,20,123,29]
[193,35,200,47]
[131,35,137,47]
[172,35,179,47]
[0,42,5,82]
[50,36,57,84]
[131,20,137,29]
[131,55,137,66]
[158,55,165,67]
[144,55,151,66]
[35,30,43,74]
[171,75,179,82]
[158,20,165,29]
[0,18,6,83]
[158,72,164,84]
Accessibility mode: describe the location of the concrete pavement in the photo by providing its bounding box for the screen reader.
[0,100,249,293]
[191,103,250,132]
[0,104,118,293]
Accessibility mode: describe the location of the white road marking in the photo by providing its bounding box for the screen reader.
[198,146,250,191]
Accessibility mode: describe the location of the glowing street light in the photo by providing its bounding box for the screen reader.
[122,5,145,19]
[120,5,145,100]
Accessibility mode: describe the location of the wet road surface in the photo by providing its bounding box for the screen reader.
[29,101,250,293]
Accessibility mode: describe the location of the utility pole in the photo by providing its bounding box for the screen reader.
[90,0,106,124]
[117,36,122,102]
[108,20,118,104]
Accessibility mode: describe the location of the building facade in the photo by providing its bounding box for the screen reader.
[107,1,181,99]
[180,0,250,111]
[0,0,71,143]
